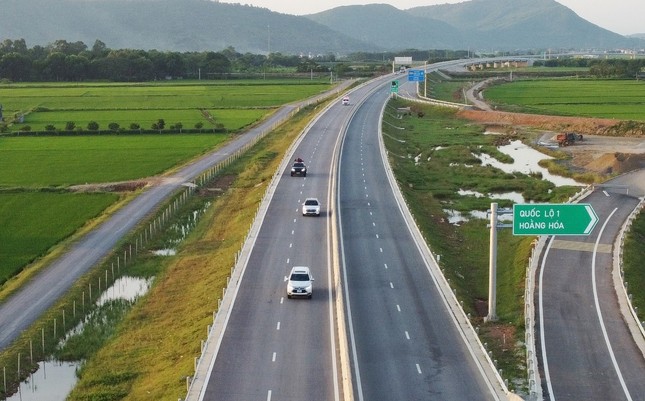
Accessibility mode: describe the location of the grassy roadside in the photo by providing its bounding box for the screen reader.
[62,103,322,400]
[383,97,581,394]
[623,211,645,325]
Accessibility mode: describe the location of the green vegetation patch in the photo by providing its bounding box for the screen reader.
[623,210,645,324]
[383,98,581,393]
[0,134,228,187]
[0,192,118,284]
[484,79,645,120]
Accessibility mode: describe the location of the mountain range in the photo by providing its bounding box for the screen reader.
[0,0,642,54]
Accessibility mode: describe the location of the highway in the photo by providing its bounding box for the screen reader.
[538,171,645,401]
[193,75,508,400]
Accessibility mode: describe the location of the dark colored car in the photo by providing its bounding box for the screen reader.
[291,162,307,177]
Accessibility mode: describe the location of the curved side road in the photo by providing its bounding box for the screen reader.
[0,82,352,351]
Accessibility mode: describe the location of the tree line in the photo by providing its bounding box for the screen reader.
[533,57,645,78]
[0,39,339,82]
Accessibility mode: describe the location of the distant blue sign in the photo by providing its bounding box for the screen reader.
[408,69,425,82]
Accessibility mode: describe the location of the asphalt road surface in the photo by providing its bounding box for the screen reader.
[538,170,645,401]
[338,85,502,400]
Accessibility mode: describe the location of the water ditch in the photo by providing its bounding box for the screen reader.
[3,200,212,400]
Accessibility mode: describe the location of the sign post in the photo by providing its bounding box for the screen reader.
[512,203,598,236]
[390,80,399,94]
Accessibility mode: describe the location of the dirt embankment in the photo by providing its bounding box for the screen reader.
[457,109,645,175]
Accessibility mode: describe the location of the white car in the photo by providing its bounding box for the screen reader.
[302,198,321,216]
[286,266,313,299]
[341,96,350,105]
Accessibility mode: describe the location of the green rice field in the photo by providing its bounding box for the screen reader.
[0,80,331,131]
[0,134,229,186]
[484,79,645,120]
[0,79,330,287]
[0,192,118,284]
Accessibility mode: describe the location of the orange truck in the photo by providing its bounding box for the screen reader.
[556,132,583,146]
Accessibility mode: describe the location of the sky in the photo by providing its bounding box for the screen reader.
[218,0,644,36]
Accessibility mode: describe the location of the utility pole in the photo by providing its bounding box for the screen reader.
[486,203,513,322]
[424,61,427,98]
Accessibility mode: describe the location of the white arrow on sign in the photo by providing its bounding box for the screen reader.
[583,204,599,234]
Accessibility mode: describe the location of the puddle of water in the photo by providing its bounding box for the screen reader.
[473,140,583,187]
[153,201,212,253]
[6,361,80,401]
[444,209,469,224]
[96,276,153,306]
[458,189,526,204]
[445,209,514,225]
[8,276,154,401]
[152,248,177,256]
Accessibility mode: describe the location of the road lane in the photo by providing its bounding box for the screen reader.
[339,85,503,401]
[539,177,645,401]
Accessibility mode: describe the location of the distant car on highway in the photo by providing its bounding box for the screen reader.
[291,161,307,177]
[286,266,313,299]
[302,198,321,216]
[342,96,350,105]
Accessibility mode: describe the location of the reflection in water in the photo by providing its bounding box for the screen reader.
[473,140,583,187]
[7,361,79,401]
[458,189,525,204]
[96,276,153,306]
[8,277,152,401]
[444,209,513,225]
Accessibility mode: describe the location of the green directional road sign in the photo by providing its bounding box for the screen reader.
[512,203,599,236]
[391,80,399,93]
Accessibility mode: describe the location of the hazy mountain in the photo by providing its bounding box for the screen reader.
[405,0,638,49]
[0,0,642,53]
[0,0,377,53]
[305,4,466,50]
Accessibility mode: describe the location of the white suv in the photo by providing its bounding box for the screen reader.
[302,198,321,216]
[286,266,313,299]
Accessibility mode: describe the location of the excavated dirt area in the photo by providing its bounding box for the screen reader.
[457,109,645,175]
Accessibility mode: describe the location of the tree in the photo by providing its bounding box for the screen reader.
[201,51,231,76]
[0,52,32,81]
[87,121,99,131]
[130,123,140,130]
[45,124,56,131]
[48,40,87,56]
[108,122,120,131]
[65,121,76,131]
[43,52,68,81]
[170,122,183,132]
[91,40,108,59]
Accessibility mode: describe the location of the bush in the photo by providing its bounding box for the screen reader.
[65,121,76,131]
[129,123,140,130]
[45,124,56,132]
[87,121,99,131]
[108,122,120,131]
[19,125,31,131]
